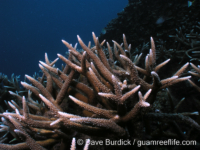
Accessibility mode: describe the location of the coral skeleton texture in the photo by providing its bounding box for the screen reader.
[0,33,198,150]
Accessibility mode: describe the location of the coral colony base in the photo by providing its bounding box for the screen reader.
[0,33,199,150]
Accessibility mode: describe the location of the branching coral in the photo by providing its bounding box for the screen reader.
[169,23,200,63]
[189,63,200,92]
[0,73,21,92]
[0,33,198,150]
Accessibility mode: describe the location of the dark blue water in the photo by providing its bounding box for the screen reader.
[0,0,128,79]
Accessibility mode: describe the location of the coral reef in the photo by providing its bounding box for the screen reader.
[1,0,200,149]
[0,32,199,150]
[99,0,200,61]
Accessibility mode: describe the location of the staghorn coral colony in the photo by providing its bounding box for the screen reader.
[0,32,200,150]
[1,0,200,149]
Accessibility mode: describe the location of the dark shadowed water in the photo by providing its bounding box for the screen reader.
[0,0,128,79]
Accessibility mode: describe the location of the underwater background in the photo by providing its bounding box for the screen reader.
[0,0,127,78]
